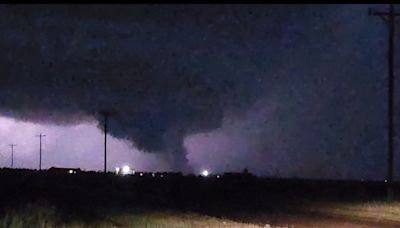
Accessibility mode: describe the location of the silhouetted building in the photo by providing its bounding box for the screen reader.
[48,167,81,174]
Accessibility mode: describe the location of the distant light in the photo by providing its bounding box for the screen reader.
[140,172,143,176]
[68,170,73,174]
[201,170,209,177]
[152,173,156,177]
[122,165,130,175]
[216,175,220,179]
[385,179,388,183]
[160,174,164,178]
[115,167,120,174]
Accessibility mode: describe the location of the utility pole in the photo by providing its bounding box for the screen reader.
[369,4,400,200]
[36,133,46,170]
[101,111,110,173]
[9,144,16,168]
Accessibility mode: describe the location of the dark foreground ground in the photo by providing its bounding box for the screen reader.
[0,168,399,227]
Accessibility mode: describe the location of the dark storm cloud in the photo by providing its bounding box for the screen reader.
[0,5,280,170]
[0,4,395,178]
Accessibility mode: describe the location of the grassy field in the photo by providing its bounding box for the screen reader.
[239,200,400,228]
[1,201,400,228]
[0,169,399,227]
[0,203,260,228]
[305,201,400,222]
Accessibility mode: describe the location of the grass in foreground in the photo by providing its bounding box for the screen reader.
[304,200,400,224]
[0,203,260,228]
[246,200,400,228]
[2,201,400,228]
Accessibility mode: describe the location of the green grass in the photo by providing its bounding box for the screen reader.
[2,201,400,227]
[0,203,58,228]
[0,203,260,228]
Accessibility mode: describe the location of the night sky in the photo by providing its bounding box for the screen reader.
[0,4,397,180]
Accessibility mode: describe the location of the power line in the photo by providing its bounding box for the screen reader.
[36,133,46,170]
[369,4,400,200]
[9,144,16,168]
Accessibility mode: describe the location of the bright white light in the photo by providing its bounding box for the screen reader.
[216,175,220,179]
[152,173,155,177]
[115,167,120,174]
[201,170,209,177]
[385,179,388,183]
[122,165,130,175]
[68,170,73,174]
[140,172,143,176]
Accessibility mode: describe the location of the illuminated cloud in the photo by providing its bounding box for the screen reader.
[0,116,172,171]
